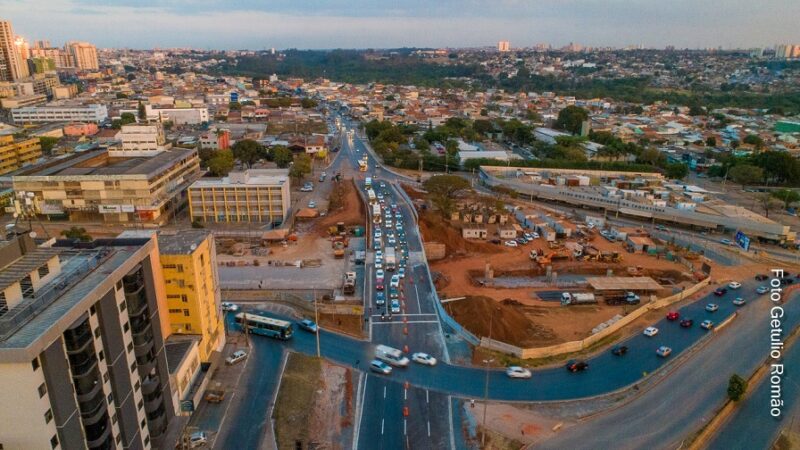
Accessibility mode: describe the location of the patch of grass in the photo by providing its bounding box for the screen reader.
[274,353,322,450]
[475,427,525,450]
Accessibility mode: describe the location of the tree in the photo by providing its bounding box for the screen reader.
[300,98,318,108]
[116,92,128,99]
[705,136,717,147]
[289,153,312,181]
[422,175,471,216]
[759,193,783,218]
[137,102,147,122]
[727,374,747,401]
[271,146,293,168]
[665,163,689,180]
[228,102,242,111]
[39,136,60,155]
[743,134,765,150]
[771,189,800,209]
[231,139,265,167]
[207,150,234,176]
[728,164,763,186]
[554,105,589,135]
[638,148,665,166]
[61,226,92,242]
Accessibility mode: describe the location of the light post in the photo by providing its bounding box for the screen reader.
[314,289,321,358]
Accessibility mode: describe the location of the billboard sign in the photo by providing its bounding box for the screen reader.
[735,230,750,251]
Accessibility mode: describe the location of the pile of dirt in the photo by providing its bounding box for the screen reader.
[400,183,426,201]
[417,211,501,257]
[315,178,366,236]
[444,296,557,347]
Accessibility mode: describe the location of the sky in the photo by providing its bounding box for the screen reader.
[1,0,798,50]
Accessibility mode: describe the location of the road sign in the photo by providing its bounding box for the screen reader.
[734,230,750,251]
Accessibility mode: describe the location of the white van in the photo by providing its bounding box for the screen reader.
[375,344,409,367]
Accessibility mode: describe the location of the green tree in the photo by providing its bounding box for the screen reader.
[554,105,589,135]
[743,134,765,150]
[39,136,60,155]
[422,175,471,216]
[137,102,147,122]
[231,139,265,167]
[472,119,493,136]
[727,374,747,401]
[638,148,665,166]
[207,149,234,176]
[705,136,717,147]
[771,189,800,209]
[228,102,242,111]
[665,163,690,180]
[728,164,764,186]
[61,226,92,242]
[116,92,128,99]
[271,146,293,168]
[289,153,312,181]
[300,98,318,108]
[759,193,783,219]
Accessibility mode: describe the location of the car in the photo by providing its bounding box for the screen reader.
[714,288,727,296]
[530,232,540,239]
[395,212,403,220]
[732,297,746,306]
[390,274,401,288]
[375,269,385,281]
[375,291,386,305]
[505,366,532,379]
[504,240,518,247]
[376,250,383,260]
[701,320,715,330]
[225,350,248,365]
[390,203,398,212]
[666,311,680,321]
[705,303,719,312]
[516,237,528,245]
[221,302,239,312]
[300,183,314,192]
[298,319,319,333]
[728,281,742,290]
[370,359,392,375]
[373,240,382,250]
[374,229,382,239]
[390,300,401,314]
[680,318,694,328]
[395,222,402,230]
[611,345,628,356]
[720,238,732,245]
[189,431,208,448]
[398,267,406,279]
[755,274,769,281]
[375,282,384,291]
[656,224,667,231]
[756,286,769,294]
[643,326,659,337]
[387,236,396,245]
[375,259,383,270]
[565,360,589,372]
[656,346,672,357]
[385,220,393,229]
[389,287,399,299]
[411,352,437,366]
[781,277,795,285]
[379,182,386,188]
[308,200,317,208]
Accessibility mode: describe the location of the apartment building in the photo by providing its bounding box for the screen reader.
[66,41,99,70]
[0,234,176,450]
[158,231,224,363]
[187,169,290,227]
[0,134,42,175]
[12,148,201,224]
[11,104,109,124]
[115,124,167,157]
[0,20,29,81]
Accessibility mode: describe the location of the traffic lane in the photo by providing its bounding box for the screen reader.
[537,283,800,450]
[214,335,285,450]
[357,376,407,450]
[410,263,437,315]
[406,387,452,449]
[706,323,800,450]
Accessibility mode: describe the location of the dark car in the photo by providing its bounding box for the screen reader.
[680,318,694,328]
[714,288,727,296]
[611,345,628,356]
[755,274,769,281]
[565,360,589,372]
[781,277,795,285]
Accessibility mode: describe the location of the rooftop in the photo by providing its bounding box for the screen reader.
[164,336,199,375]
[13,148,197,179]
[587,276,663,292]
[158,230,210,255]
[190,168,289,188]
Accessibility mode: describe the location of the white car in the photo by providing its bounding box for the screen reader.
[225,350,248,365]
[506,366,532,379]
[728,281,741,290]
[643,326,659,337]
[411,352,437,366]
[375,269,385,282]
[530,232,540,239]
[221,302,239,312]
[390,275,400,288]
[374,229,382,239]
[504,240,518,247]
[308,200,317,209]
[189,431,208,448]
[376,250,383,260]
[733,297,746,306]
[375,259,383,270]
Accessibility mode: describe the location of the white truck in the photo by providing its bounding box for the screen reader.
[372,203,382,224]
[561,292,597,305]
[384,247,396,271]
[343,272,356,295]
[375,344,409,367]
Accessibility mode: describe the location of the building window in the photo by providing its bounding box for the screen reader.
[119,301,127,313]
[94,327,101,338]
[134,380,140,392]
[144,435,150,446]
[130,361,137,373]
[138,399,143,411]
[181,295,188,302]
[176,264,184,273]
[32,357,39,371]
[90,305,96,316]
[183,309,190,316]
[38,382,47,398]
[44,409,53,424]
[116,434,122,445]
[38,264,50,278]
[98,350,104,361]
[116,281,123,291]
[112,413,118,424]
[123,322,130,333]
[141,419,146,429]
[103,372,110,384]
[127,342,134,353]
[168,309,181,313]
[50,435,58,449]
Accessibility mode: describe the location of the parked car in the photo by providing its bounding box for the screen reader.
[666,311,680,321]
[411,352,437,366]
[701,320,715,330]
[733,297,746,306]
[225,350,248,365]
[643,326,659,337]
[680,318,694,328]
[611,345,628,356]
[298,319,319,333]
[565,360,589,372]
[756,286,769,294]
[714,288,727,296]
[516,237,528,245]
[705,303,719,312]
[308,200,317,209]
[755,274,769,281]
[728,281,742,290]
[221,302,239,312]
[370,360,392,375]
[505,366,532,379]
[504,240,519,247]
[656,346,672,357]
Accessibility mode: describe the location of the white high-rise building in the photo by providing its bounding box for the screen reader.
[0,19,29,81]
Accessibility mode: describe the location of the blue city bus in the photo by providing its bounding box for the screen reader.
[234,313,293,340]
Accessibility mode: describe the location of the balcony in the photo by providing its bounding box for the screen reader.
[64,323,92,351]
[131,318,152,338]
[144,391,163,413]
[140,375,160,396]
[70,357,99,378]
[126,291,148,317]
[78,389,107,424]
[80,394,108,426]
[84,415,111,449]
[74,373,102,400]
[67,345,95,368]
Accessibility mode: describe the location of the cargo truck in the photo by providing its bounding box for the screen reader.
[561,292,597,305]
[385,247,396,271]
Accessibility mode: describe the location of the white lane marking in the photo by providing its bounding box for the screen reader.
[351,373,367,450]
[415,283,422,313]
[428,420,431,437]
[381,418,385,435]
[371,320,441,325]
[370,313,438,318]
[383,385,387,398]
[426,389,429,403]
[404,388,407,400]
[404,419,407,436]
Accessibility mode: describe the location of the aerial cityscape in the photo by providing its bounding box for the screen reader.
[1,2,800,449]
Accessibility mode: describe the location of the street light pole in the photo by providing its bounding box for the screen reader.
[314,289,321,358]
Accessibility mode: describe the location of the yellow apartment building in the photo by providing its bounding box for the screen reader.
[0,134,42,175]
[158,230,225,363]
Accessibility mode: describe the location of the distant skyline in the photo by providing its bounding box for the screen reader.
[1,0,798,50]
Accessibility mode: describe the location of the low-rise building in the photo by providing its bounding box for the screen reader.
[188,169,290,227]
[0,134,42,175]
[11,104,109,124]
[462,227,488,239]
[115,124,168,157]
[63,122,99,137]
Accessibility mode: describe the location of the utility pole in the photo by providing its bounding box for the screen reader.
[314,289,321,358]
